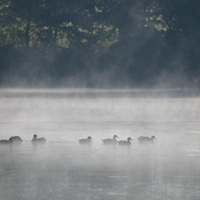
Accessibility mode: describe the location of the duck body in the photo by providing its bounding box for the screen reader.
[32,134,46,144]
[102,135,118,145]
[118,137,132,146]
[9,136,23,143]
[79,136,92,144]
[0,138,13,144]
[138,136,156,144]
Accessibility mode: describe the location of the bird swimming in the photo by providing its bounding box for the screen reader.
[31,134,46,143]
[79,136,92,144]
[138,136,156,143]
[0,137,13,144]
[102,135,118,145]
[9,136,23,143]
[118,137,132,146]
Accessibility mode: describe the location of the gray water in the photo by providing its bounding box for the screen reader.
[0,89,200,200]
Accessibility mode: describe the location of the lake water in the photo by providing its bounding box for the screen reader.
[0,88,200,200]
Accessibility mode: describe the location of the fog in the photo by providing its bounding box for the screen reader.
[0,88,200,200]
[2,1,200,89]
[1,0,200,198]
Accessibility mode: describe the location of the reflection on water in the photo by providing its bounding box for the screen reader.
[0,139,200,200]
[0,89,200,200]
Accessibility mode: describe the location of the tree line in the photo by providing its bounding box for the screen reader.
[0,0,200,87]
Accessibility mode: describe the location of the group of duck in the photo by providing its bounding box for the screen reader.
[0,134,156,146]
[79,135,156,145]
[0,134,46,145]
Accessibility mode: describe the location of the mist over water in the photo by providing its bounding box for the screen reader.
[0,88,200,200]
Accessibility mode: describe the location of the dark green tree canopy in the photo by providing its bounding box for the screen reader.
[0,0,200,87]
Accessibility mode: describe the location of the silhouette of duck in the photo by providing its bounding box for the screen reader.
[9,136,23,143]
[0,137,13,144]
[31,134,46,143]
[79,136,92,144]
[138,136,156,143]
[102,135,118,145]
[118,137,132,146]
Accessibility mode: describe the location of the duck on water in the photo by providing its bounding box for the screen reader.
[138,136,156,143]
[32,134,46,143]
[10,136,23,143]
[0,138,13,144]
[102,135,118,145]
[118,137,132,146]
[79,136,92,144]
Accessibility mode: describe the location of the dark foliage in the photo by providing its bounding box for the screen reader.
[0,0,200,87]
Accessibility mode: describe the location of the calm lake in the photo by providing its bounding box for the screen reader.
[0,88,200,200]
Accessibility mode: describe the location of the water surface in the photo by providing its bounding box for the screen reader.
[0,89,200,200]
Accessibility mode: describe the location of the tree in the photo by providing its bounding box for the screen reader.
[8,0,42,47]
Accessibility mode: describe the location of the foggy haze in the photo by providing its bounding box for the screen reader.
[1,0,200,199]
[0,89,200,200]
[1,1,200,88]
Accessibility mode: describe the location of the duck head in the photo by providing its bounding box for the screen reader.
[33,134,37,139]
[113,135,118,139]
[151,136,156,140]
[88,136,92,140]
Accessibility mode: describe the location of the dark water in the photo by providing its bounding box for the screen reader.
[0,89,200,200]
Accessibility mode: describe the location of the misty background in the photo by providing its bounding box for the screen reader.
[1,1,200,200]
[1,0,200,88]
[1,88,200,200]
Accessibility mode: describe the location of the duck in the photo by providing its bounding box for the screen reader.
[0,137,13,144]
[79,136,92,144]
[102,135,118,145]
[138,136,156,143]
[118,137,132,146]
[31,134,46,143]
[9,136,23,143]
